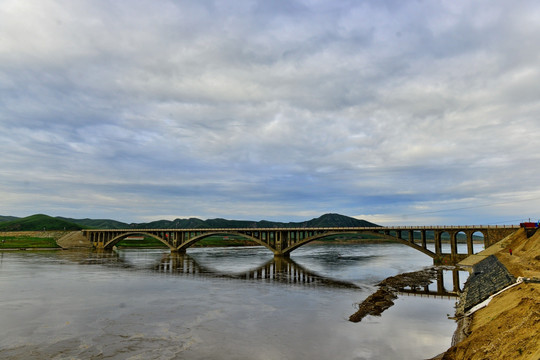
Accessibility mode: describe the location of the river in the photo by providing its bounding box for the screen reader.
[0,243,469,359]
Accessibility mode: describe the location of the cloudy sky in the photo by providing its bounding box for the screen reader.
[1,0,540,225]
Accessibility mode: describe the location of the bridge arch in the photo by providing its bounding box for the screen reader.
[472,230,485,254]
[367,231,437,259]
[439,230,451,255]
[175,231,279,255]
[281,231,437,258]
[104,232,175,250]
[455,231,467,255]
[282,231,350,255]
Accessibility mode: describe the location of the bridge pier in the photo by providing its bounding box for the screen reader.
[466,232,474,255]
[434,231,442,256]
[450,231,458,256]
[273,252,290,258]
[436,253,468,265]
[453,268,462,293]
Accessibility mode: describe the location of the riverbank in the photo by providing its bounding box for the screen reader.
[0,231,68,249]
[440,228,540,359]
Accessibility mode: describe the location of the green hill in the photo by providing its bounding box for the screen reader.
[0,214,83,231]
[131,217,208,229]
[57,217,130,229]
[0,213,379,231]
[303,213,377,227]
[128,213,379,229]
[0,215,20,223]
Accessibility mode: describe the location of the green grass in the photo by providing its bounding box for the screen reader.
[0,236,60,248]
[0,214,83,231]
[115,234,396,248]
[115,235,258,248]
[116,237,168,248]
[194,236,258,247]
[314,233,395,242]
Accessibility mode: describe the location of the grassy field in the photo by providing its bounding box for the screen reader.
[314,233,393,242]
[115,237,168,248]
[115,235,258,248]
[0,235,60,249]
[115,234,397,248]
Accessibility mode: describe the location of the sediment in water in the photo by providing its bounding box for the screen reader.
[349,267,443,322]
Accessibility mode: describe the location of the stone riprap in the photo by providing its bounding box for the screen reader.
[459,255,516,313]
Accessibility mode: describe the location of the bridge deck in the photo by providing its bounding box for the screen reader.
[83,225,519,231]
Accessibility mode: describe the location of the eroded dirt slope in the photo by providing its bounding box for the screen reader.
[442,229,540,360]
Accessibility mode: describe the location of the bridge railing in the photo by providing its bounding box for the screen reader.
[365,225,520,230]
[81,225,520,232]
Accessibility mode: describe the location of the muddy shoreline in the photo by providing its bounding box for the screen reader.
[349,266,452,322]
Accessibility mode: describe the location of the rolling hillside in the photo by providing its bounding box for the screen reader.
[1,213,378,231]
[0,214,83,231]
[56,217,130,229]
[127,213,379,229]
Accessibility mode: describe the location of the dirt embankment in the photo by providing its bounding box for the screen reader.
[56,231,92,249]
[441,229,540,360]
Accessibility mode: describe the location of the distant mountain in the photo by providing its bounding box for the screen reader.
[0,215,19,223]
[129,213,379,229]
[131,217,208,229]
[1,213,379,231]
[57,217,130,229]
[0,214,83,231]
[304,213,377,227]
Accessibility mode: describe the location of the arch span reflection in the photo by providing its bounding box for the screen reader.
[349,267,464,322]
[395,268,465,298]
[72,250,466,297]
[155,253,359,289]
[64,249,466,325]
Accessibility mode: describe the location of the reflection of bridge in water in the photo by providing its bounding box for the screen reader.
[349,268,465,322]
[155,253,466,323]
[155,253,358,289]
[394,268,464,299]
[157,255,466,298]
[77,250,465,298]
[73,249,465,323]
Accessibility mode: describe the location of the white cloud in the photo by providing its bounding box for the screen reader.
[1,0,540,224]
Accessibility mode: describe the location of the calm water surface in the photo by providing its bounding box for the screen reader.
[0,244,466,360]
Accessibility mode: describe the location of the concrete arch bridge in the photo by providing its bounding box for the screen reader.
[82,225,519,263]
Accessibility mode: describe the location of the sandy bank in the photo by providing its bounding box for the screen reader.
[441,229,540,360]
[56,231,92,249]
